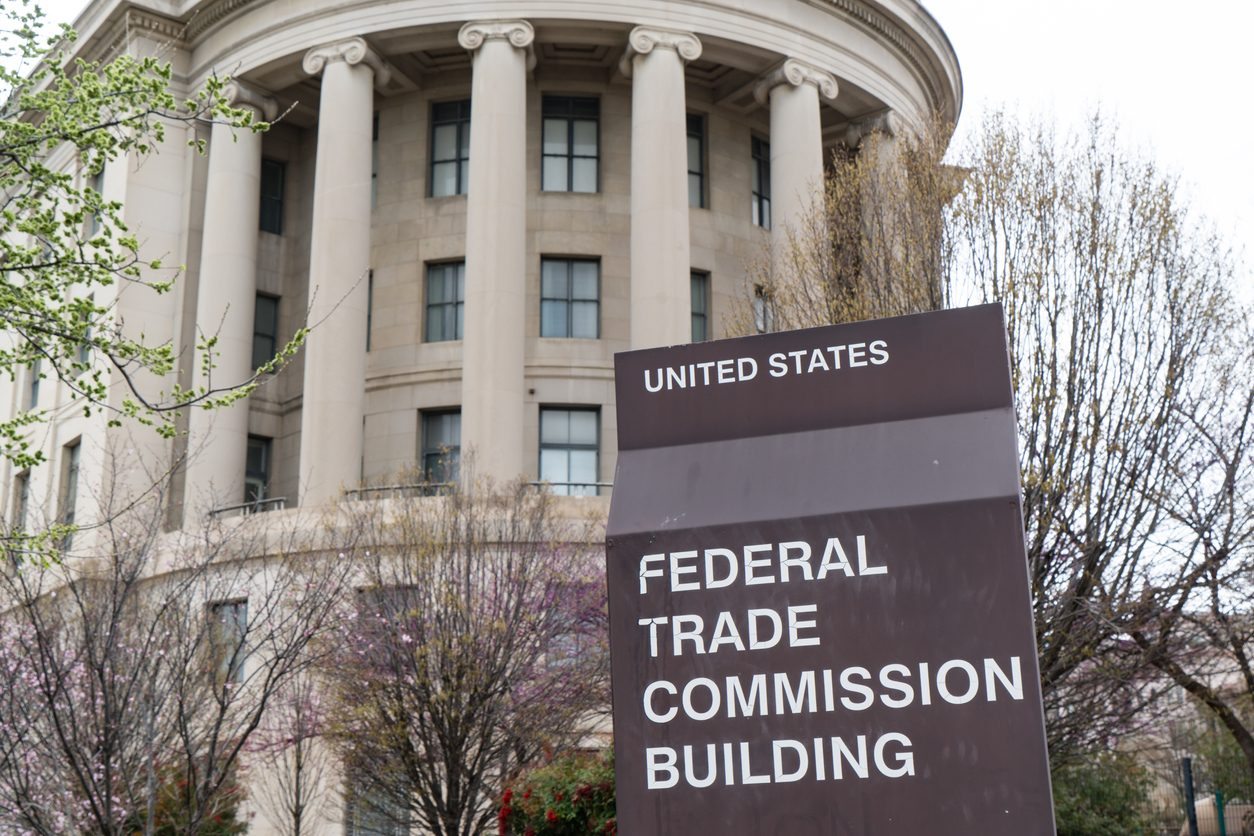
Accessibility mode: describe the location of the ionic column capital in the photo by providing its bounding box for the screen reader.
[845,109,906,147]
[753,58,838,106]
[302,36,392,86]
[458,20,536,69]
[222,79,278,121]
[618,25,703,77]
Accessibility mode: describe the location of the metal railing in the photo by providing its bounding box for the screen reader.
[207,496,288,518]
[343,483,454,500]
[528,481,613,497]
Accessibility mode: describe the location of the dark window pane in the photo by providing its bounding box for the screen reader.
[259,159,285,234]
[252,295,279,370]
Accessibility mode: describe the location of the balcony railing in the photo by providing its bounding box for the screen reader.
[343,483,455,501]
[207,496,288,519]
[528,481,613,497]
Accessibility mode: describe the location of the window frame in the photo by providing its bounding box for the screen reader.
[59,438,81,548]
[751,135,771,229]
[690,270,710,343]
[259,158,285,235]
[13,470,29,533]
[429,99,471,198]
[424,261,466,343]
[687,112,707,209]
[26,357,41,410]
[419,408,461,486]
[539,257,600,340]
[244,435,272,506]
[541,96,600,193]
[538,406,600,497]
[208,599,249,686]
[252,293,280,371]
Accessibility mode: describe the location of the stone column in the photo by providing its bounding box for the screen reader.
[754,59,838,283]
[620,26,702,349]
[184,80,277,518]
[298,38,390,506]
[457,21,533,484]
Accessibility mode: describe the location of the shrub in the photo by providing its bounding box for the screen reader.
[1052,751,1153,836]
[499,750,615,836]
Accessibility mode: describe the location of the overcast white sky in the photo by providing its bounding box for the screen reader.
[36,0,1254,281]
[925,0,1254,274]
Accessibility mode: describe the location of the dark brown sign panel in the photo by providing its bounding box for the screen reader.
[606,304,1054,834]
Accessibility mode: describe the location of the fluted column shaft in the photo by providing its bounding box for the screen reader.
[458,21,533,484]
[755,59,838,282]
[299,38,388,505]
[623,27,702,349]
[185,82,276,517]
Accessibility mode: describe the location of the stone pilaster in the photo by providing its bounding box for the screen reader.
[184,80,277,518]
[457,20,533,484]
[298,38,390,506]
[754,59,838,282]
[622,26,702,349]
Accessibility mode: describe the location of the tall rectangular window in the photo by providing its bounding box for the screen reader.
[77,297,93,369]
[687,113,706,209]
[540,259,599,339]
[753,284,774,334]
[209,600,248,685]
[751,136,771,229]
[371,112,380,207]
[425,262,465,342]
[541,96,598,193]
[244,435,271,506]
[259,158,285,234]
[366,270,374,352]
[345,780,408,836]
[26,358,41,410]
[88,168,104,236]
[430,100,471,197]
[59,439,80,547]
[691,271,710,342]
[252,294,279,370]
[539,408,599,496]
[420,409,461,485]
[13,471,29,533]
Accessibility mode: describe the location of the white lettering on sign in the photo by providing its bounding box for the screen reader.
[642,340,889,393]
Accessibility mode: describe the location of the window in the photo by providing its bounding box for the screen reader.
[26,358,41,410]
[539,408,599,496]
[366,270,374,351]
[77,297,93,369]
[687,113,706,209]
[751,136,771,229]
[259,159,285,234]
[753,284,775,334]
[209,600,248,685]
[59,439,80,548]
[12,471,29,533]
[371,113,379,207]
[344,779,408,836]
[430,100,470,197]
[244,435,271,506]
[542,96,598,193]
[691,271,710,342]
[540,259,598,339]
[88,168,104,236]
[425,262,465,342]
[252,294,279,370]
[420,410,460,486]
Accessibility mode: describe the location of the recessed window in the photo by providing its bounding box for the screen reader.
[542,96,599,193]
[751,136,771,229]
[691,271,710,343]
[425,262,465,342]
[420,409,461,486]
[540,258,599,339]
[88,167,104,236]
[430,99,471,197]
[26,358,41,410]
[12,471,29,534]
[687,113,706,209]
[252,294,279,370]
[539,407,599,496]
[77,297,93,369]
[366,270,374,352]
[59,439,81,548]
[371,112,379,207]
[244,435,272,506]
[259,158,285,234]
[344,779,409,836]
[753,284,774,334]
[209,599,248,685]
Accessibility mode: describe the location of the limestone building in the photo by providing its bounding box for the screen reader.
[4,0,960,527]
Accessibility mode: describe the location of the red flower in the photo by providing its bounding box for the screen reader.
[502,788,514,805]
[546,809,557,823]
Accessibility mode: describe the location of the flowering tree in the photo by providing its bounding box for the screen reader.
[0,471,354,835]
[322,479,610,836]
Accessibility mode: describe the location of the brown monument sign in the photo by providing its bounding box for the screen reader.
[606,304,1054,834]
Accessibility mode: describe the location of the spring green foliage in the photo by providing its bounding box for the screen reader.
[0,1,302,473]
[500,750,616,836]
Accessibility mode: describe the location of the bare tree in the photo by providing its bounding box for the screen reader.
[321,477,609,836]
[247,672,335,836]
[733,111,1247,762]
[0,460,354,834]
